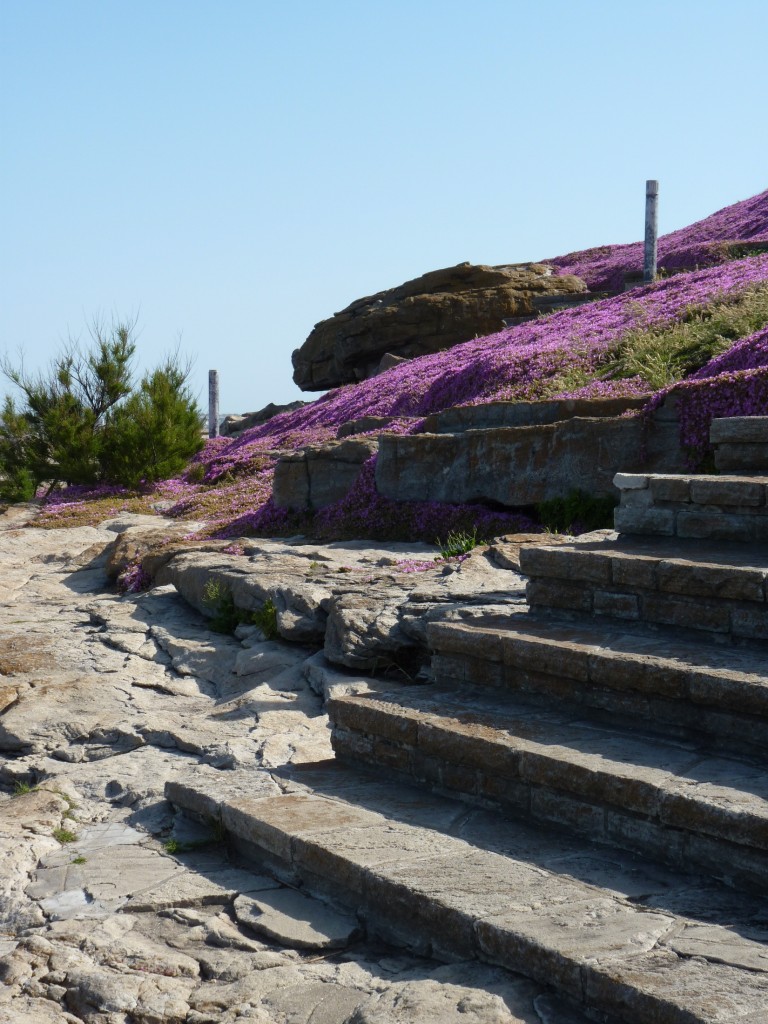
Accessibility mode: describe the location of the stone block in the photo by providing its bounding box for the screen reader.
[529,788,606,841]
[583,949,768,1024]
[520,545,606,581]
[417,720,523,778]
[222,795,382,865]
[676,510,759,542]
[273,438,378,510]
[710,416,768,444]
[614,506,675,537]
[441,761,480,797]
[715,442,768,471]
[648,475,693,503]
[477,772,531,812]
[640,593,730,633]
[587,652,688,700]
[617,487,653,509]
[410,750,443,787]
[690,477,766,507]
[427,622,504,662]
[593,590,641,620]
[730,605,768,640]
[604,811,685,868]
[656,560,765,602]
[376,414,677,509]
[613,473,649,490]
[330,696,420,745]
[501,634,591,682]
[526,578,593,613]
[331,727,374,762]
[372,737,413,773]
[477,900,673,1004]
[683,833,768,891]
[511,665,588,703]
[609,554,657,590]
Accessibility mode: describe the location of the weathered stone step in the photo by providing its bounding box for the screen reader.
[520,536,768,641]
[614,472,768,542]
[427,612,768,757]
[166,762,768,1024]
[327,683,768,891]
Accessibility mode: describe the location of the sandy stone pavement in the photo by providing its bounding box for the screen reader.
[0,506,587,1024]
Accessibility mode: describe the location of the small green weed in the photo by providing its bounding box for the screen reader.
[436,527,479,559]
[12,781,36,796]
[202,578,278,638]
[71,856,87,865]
[53,827,77,844]
[536,490,616,535]
[252,598,278,640]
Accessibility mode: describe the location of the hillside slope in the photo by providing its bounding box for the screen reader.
[35,188,768,542]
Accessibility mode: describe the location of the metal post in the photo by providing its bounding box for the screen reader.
[644,179,659,284]
[208,370,220,438]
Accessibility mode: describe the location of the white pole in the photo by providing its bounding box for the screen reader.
[644,180,659,284]
[208,370,220,438]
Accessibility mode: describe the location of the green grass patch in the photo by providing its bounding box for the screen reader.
[53,827,77,844]
[600,282,768,389]
[202,577,278,638]
[12,781,36,796]
[436,527,480,559]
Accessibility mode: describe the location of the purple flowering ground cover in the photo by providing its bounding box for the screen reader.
[33,189,768,543]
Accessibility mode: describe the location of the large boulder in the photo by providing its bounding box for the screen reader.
[292,262,588,391]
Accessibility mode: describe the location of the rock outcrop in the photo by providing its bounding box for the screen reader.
[0,511,585,1023]
[292,262,588,391]
[272,437,379,510]
[220,400,307,437]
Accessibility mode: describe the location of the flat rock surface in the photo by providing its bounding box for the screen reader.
[234,888,362,949]
[0,509,592,1023]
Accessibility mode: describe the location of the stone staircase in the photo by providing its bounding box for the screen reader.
[167,416,768,1023]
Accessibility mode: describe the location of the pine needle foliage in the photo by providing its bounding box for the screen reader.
[0,319,203,499]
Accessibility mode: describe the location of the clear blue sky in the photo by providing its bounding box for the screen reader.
[2,0,767,416]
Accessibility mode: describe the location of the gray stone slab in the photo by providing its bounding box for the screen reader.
[477,899,673,1001]
[123,866,280,912]
[710,417,768,444]
[233,888,362,949]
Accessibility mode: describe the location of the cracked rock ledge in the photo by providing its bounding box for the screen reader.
[1,507,767,1023]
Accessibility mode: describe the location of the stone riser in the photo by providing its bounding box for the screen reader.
[328,694,768,893]
[715,444,768,472]
[615,505,768,542]
[519,543,768,641]
[429,649,768,759]
[331,726,768,893]
[614,474,768,541]
[526,576,768,641]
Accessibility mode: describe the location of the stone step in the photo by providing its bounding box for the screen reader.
[327,683,768,891]
[427,612,768,757]
[614,472,768,542]
[519,536,768,642]
[166,762,768,1024]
